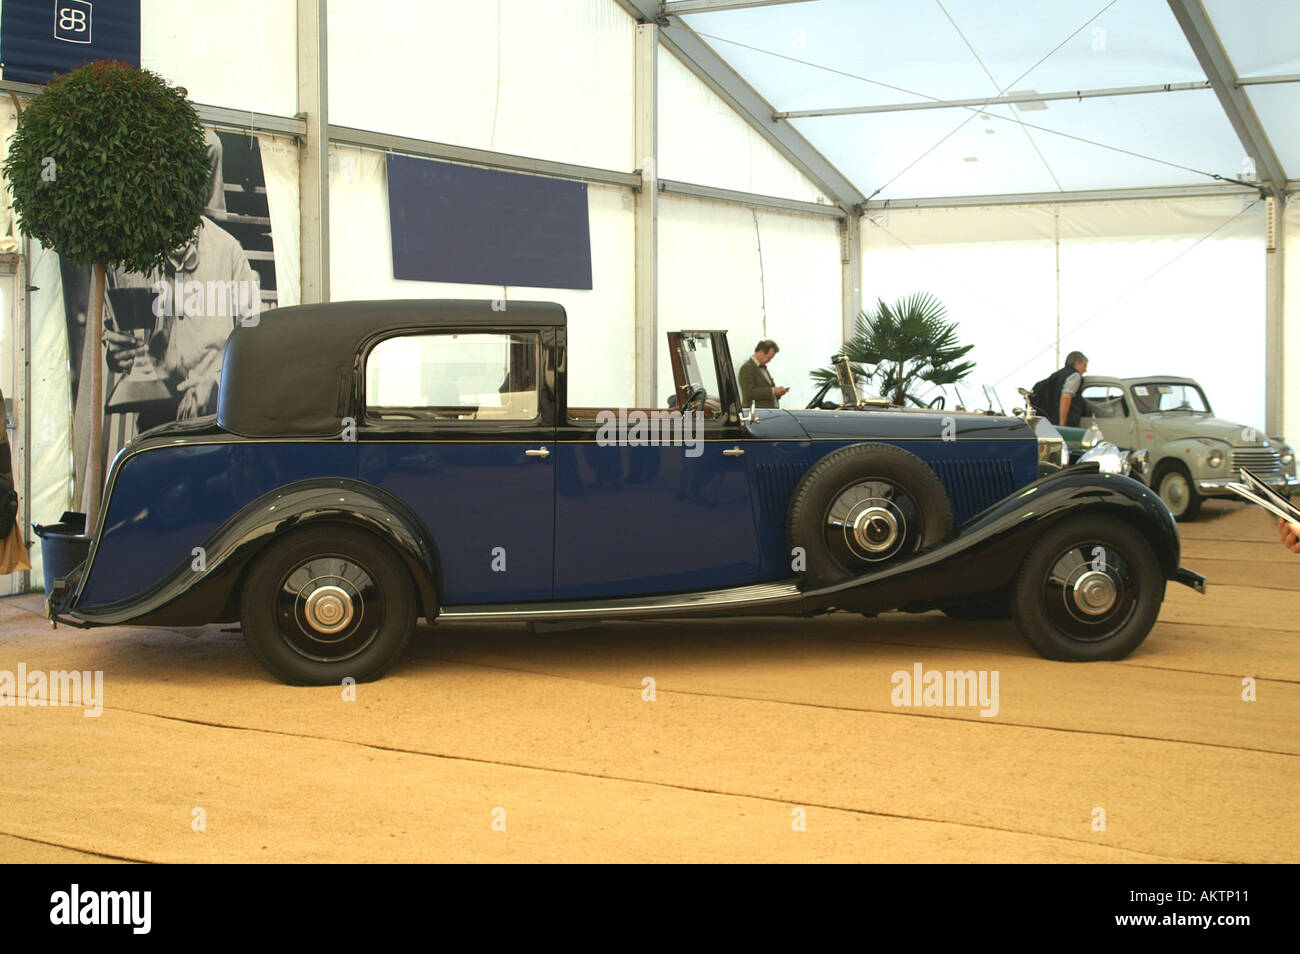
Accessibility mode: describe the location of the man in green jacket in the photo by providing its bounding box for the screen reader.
[738,339,788,408]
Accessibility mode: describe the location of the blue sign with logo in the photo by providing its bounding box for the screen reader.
[387,154,593,290]
[1,0,140,84]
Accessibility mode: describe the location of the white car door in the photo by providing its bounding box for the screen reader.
[1079,383,1139,449]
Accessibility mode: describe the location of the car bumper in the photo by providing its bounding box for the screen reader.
[1197,474,1300,494]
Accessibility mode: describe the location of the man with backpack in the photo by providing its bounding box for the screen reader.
[1031,351,1089,426]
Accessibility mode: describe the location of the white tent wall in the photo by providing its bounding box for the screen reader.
[22,240,73,586]
[328,0,636,173]
[259,135,302,309]
[658,44,831,204]
[861,195,1269,431]
[658,193,841,410]
[326,144,636,407]
[1285,199,1300,438]
[0,104,73,587]
[141,0,298,115]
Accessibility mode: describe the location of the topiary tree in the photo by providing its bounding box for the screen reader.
[3,59,210,522]
[812,292,976,407]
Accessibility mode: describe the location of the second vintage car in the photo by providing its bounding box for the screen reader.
[45,300,1204,683]
[1070,375,1297,519]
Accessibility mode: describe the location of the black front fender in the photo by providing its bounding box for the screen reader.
[64,479,441,627]
[804,468,1184,614]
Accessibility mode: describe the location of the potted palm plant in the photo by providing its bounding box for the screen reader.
[812,292,975,407]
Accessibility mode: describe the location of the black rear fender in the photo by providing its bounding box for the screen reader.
[66,479,441,627]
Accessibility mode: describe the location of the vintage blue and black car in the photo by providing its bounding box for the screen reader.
[47,300,1205,684]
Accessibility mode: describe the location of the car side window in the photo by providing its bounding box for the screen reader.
[1081,385,1128,419]
[365,332,540,422]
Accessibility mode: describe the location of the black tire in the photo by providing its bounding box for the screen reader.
[1012,515,1164,661]
[1155,462,1202,520]
[240,525,417,685]
[787,443,953,588]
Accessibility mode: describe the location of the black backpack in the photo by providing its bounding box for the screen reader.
[1030,373,1058,422]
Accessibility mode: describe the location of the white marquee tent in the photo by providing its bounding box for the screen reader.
[2,0,1298,588]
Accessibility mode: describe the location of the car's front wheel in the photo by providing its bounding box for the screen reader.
[240,526,417,685]
[1156,462,1202,520]
[1011,515,1163,661]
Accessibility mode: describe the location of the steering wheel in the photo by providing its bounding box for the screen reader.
[682,387,707,413]
[807,381,834,410]
[927,395,946,409]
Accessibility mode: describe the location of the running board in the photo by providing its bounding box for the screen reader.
[437,580,804,622]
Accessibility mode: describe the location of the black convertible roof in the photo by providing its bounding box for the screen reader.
[217,299,566,438]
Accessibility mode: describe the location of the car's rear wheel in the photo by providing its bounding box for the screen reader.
[1012,515,1163,661]
[240,526,416,685]
[787,443,953,588]
[1156,462,1202,520]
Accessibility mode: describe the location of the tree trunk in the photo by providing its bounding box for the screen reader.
[87,259,107,526]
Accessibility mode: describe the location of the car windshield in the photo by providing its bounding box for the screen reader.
[1130,382,1210,414]
[674,333,722,407]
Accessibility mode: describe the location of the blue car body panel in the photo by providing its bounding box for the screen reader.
[73,419,1038,611]
[554,441,760,600]
[359,441,555,603]
[78,442,357,608]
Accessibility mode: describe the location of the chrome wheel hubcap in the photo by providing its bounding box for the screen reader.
[1162,474,1187,509]
[303,584,354,634]
[1071,569,1117,616]
[852,505,901,554]
[274,556,382,662]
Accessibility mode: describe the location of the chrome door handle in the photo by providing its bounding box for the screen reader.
[722,447,745,457]
[525,447,550,458]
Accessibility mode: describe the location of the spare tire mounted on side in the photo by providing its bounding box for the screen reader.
[786,443,954,589]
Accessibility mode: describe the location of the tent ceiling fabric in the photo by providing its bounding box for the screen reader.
[668,0,1300,203]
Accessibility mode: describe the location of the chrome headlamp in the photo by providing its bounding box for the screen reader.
[1031,416,1066,468]
[1078,440,1131,476]
[1126,448,1150,479]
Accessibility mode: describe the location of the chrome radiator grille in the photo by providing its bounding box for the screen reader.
[1230,448,1282,476]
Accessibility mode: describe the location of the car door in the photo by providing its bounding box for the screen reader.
[357,329,556,604]
[1079,383,1137,448]
[552,331,762,600]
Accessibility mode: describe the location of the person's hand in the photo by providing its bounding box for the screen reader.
[1278,517,1300,554]
[176,373,218,419]
[775,386,789,397]
[103,329,146,374]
